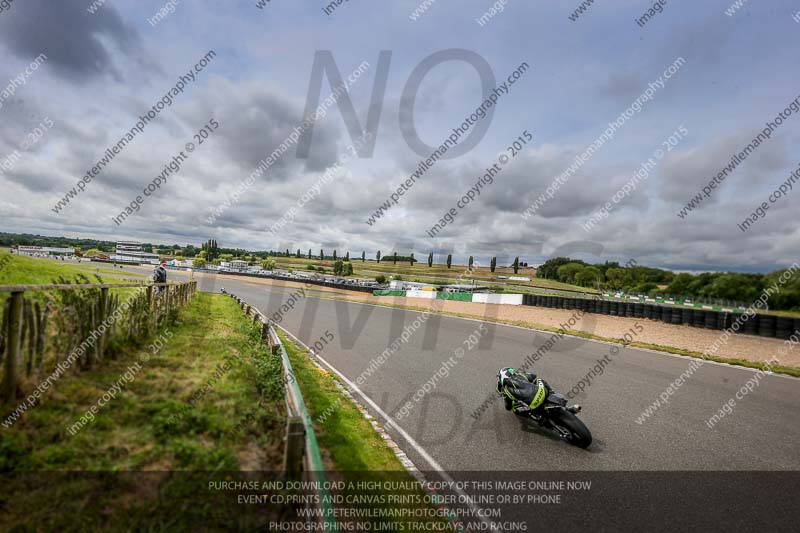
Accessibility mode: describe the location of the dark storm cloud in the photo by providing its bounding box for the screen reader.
[658,131,789,203]
[181,79,341,183]
[0,0,139,80]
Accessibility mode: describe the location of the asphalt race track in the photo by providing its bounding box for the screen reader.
[138,268,800,472]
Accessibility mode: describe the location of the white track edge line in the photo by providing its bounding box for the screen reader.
[273,321,494,530]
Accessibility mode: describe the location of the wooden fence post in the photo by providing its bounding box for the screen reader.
[2,291,24,402]
[23,300,35,377]
[99,287,108,360]
[146,285,154,336]
[164,285,171,324]
[283,416,305,480]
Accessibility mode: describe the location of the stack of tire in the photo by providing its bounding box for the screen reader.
[518,294,799,341]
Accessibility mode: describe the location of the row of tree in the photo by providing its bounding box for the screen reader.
[265,247,523,273]
[2,233,530,273]
[536,257,800,310]
[0,232,205,257]
[2,232,527,272]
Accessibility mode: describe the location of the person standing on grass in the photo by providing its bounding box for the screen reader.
[153,260,167,292]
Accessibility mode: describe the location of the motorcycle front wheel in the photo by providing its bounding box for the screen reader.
[548,409,592,448]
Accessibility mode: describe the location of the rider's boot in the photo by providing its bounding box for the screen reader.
[512,403,531,416]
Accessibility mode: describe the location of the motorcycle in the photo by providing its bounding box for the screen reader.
[500,374,592,448]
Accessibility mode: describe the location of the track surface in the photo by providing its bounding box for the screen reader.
[130,267,800,471]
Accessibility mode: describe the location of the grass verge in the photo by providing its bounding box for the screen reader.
[0,253,137,286]
[0,293,288,530]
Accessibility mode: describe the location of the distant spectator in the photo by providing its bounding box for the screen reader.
[153,260,167,291]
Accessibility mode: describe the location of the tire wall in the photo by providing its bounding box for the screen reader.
[515,294,796,340]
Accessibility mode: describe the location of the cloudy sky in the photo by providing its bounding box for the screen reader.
[1,0,798,272]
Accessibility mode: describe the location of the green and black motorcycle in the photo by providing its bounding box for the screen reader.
[497,367,592,448]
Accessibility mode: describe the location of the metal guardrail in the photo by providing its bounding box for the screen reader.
[225,292,336,532]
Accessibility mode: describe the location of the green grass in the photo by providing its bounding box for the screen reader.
[73,262,147,279]
[0,293,288,530]
[0,253,136,286]
[278,330,452,530]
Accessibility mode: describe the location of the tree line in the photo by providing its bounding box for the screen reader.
[537,257,800,310]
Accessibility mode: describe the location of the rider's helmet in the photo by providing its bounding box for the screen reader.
[498,367,516,384]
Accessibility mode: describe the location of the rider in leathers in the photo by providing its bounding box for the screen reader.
[496,367,552,414]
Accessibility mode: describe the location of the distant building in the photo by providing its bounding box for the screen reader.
[389,280,436,291]
[351,278,379,287]
[221,260,248,271]
[441,283,489,293]
[15,245,75,257]
[112,241,159,264]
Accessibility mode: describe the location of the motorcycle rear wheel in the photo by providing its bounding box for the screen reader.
[548,409,592,448]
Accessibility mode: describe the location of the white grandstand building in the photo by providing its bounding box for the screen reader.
[112,241,159,264]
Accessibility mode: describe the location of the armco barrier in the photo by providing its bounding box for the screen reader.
[226,292,334,524]
[515,293,797,340]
